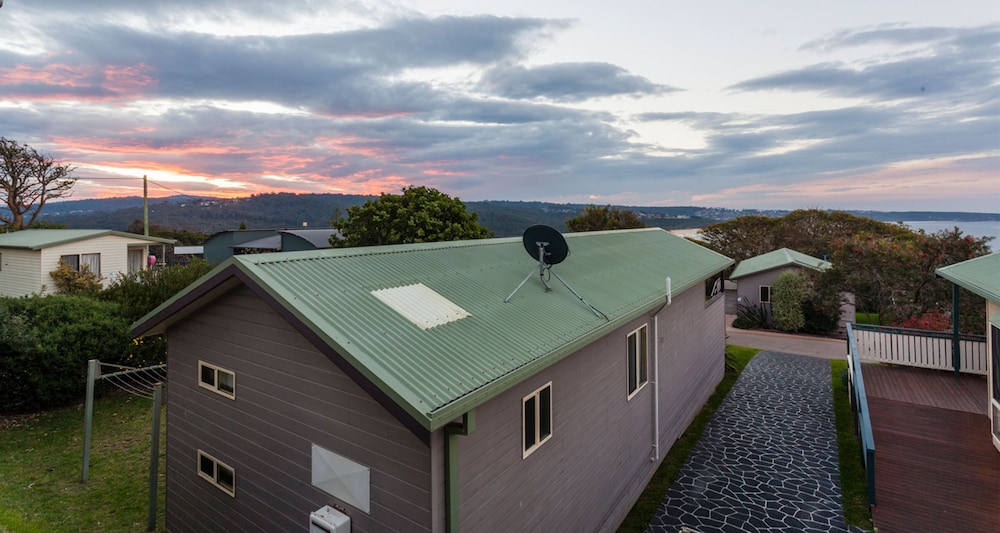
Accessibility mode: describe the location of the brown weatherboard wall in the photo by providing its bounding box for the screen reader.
[165,285,432,532]
[449,286,726,532]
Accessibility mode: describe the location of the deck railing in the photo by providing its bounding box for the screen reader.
[849,323,987,375]
[845,323,877,507]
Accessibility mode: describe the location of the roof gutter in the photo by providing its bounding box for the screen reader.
[444,411,475,533]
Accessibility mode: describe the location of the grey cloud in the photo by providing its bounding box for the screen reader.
[479,62,676,102]
[732,24,999,100]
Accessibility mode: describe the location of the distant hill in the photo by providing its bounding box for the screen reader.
[36,192,1000,239]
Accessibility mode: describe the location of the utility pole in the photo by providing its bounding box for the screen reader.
[143,174,149,236]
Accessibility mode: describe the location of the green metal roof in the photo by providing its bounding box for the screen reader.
[0,229,174,249]
[132,228,733,432]
[936,252,1000,304]
[730,248,831,279]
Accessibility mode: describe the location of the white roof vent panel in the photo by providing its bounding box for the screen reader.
[371,283,470,330]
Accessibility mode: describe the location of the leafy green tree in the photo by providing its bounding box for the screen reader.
[700,209,913,263]
[330,186,493,247]
[0,137,77,230]
[823,228,991,332]
[772,270,808,332]
[565,204,646,232]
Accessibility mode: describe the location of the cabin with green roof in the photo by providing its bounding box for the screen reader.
[131,227,733,532]
[728,247,854,329]
[936,252,1000,453]
[0,229,174,297]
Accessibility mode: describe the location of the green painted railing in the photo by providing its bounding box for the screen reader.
[846,323,877,507]
[850,323,987,375]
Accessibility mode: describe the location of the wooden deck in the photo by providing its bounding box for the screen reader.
[861,364,1000,533]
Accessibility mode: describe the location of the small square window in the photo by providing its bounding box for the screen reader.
[197,450,235,497]
[627,325,649,399]
[198,361,236,399]
[522,382,552,458]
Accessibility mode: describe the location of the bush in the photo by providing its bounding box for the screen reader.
[100,258,215,323]
[773,271,808,332]
[48,260,103,296]
[734,299,770,329]
[0,295,131,413]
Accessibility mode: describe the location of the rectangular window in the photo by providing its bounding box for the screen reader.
[60,254,80,271]
[197,450,235,496]
[627,325,649,399]
[759,285,772,303]
[523,382,552,458]
[198,361,236,399]
[81,253,101,275]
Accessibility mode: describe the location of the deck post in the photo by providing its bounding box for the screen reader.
[952,283,961,375]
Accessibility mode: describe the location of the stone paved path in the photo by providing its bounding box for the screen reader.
[648,351,868,533]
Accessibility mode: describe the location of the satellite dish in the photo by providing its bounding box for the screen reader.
[522,224,569,265]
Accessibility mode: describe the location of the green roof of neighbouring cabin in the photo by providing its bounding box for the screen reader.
[936,252,1000,304]
[0,229,174,249]
[729,248,831,279]
[132,228,733,433]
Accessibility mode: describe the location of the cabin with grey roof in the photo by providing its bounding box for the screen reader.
[131,227,733,532]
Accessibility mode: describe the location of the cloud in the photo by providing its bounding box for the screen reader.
[731,24,1000,100]
[479,62,677,102]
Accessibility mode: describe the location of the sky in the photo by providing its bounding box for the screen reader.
[1,0,998,212]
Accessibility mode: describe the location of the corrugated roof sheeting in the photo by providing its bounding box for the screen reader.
[141,228,732,429]
[936,252,1000,303]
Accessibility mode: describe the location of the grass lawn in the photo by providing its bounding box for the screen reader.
[617,344,759,532]
[0,392,165,533]
[854,312,880,325]
[830,360,874,530]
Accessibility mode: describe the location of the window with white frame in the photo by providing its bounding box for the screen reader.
[759,285,772,303]
[522,382,552,458]
[627,325,649,399]
[198,361,236,399]
[197,450,235,496]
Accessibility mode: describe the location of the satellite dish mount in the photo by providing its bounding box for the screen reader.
[505,225,607,321]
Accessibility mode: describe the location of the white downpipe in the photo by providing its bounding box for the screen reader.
[652,276,672,461]
[652,313,660,461]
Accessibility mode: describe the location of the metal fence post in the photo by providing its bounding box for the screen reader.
[147,382,163,532]
[81,359,99,483]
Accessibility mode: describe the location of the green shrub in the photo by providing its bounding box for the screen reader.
[734,299,770,329]
[0,295,130,413]
[773,271,808,332]
[100,258,214,323]
[48,260,103,296]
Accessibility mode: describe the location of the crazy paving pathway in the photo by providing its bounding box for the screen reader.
[647,351,869,533]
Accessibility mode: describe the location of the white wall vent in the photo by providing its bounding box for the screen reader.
[311,444,370,513]
[310,505,350,533]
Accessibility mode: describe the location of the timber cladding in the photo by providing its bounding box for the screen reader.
[165,285,433,532]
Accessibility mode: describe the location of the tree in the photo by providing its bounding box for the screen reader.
[330,186,493,247]
[699,209,914,262]
[0,137,76,230]
[565,204,646,232]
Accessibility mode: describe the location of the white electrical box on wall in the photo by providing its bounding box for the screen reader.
[309,505,350,533]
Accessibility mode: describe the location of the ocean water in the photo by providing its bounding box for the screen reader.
[902,220,1000,250]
